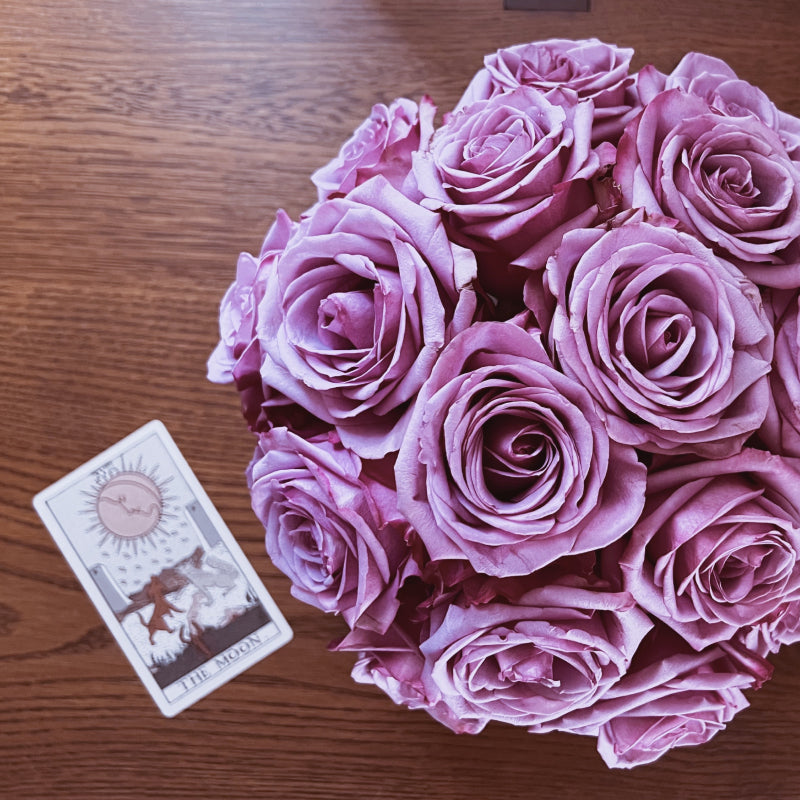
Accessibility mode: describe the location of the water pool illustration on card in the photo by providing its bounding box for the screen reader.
[34,421,292,716]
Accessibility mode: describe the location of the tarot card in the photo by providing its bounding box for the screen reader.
[33,420,293,717]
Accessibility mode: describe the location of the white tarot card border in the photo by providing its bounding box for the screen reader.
[33,420,293,717]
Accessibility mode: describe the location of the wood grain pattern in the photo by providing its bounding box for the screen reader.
[3,1,800,797]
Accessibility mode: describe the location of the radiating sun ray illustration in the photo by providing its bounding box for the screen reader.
[81,455,178,554]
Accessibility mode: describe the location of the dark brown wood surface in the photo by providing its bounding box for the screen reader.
[3,2,800,797]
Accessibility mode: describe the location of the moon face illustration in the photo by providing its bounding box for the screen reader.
[96,472,163,540]
[84,460,177,554]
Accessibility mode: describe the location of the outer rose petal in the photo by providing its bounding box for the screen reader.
[739,597,800,655]
[207,209,296,384]
[311,96,436,202]
[335,623,487,734]
[760,289,800,456]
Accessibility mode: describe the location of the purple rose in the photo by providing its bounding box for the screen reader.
[208,209,295,385]
[615,88,800,288]
[620,449,800,649]
[530,624,761,769]
[257,175,478,458]
[760,290,800,456]
[395,321,646,577]
[414,85,602,303]
[418,582,652,730]
[335,620,486,734]
[666,52,800,161]
[248,427,414,633]
[207,250,261,385]
[207,211,303,431]
[311,96,435,202]
[457,38,637,143]
[540,216,773,456]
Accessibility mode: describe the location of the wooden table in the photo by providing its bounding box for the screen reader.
[3,1,800,797]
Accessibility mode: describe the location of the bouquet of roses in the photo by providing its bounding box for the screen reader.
[209,39,800,768]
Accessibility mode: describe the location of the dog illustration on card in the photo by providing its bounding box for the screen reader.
[177,547,239,603]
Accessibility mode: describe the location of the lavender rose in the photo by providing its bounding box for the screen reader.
[413,85,602,303]
[666,52,800,161]
[539,216,773,456]
[418,582,652,730]
[457,38,637,143]
[760,290,800,456]
[248,427,414,633]
[311,96,435,202]
[615,87,800,288]
[395,321,646,577]
[207,210,301,431]
[334,617,487,734]
[596,682,746,769]
[257,175,477,458]
[620,449,800,649]
[208,209,295,385]
[530,624,761,769]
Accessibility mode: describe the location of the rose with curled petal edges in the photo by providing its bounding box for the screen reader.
[538,216,773,457]
[418,582,652,730]
[620,449,800,650]
[257,175,478,459]
[740,597,800,656]
[760,290,800,457]
[207,210,309,432]
[207,209,296,386]
[529,623,763,769]
[311,96,436,202]
[615,87,800,288]
[665,52,800,162]
[247,427,416,634]
[332,572,486,733]
[413,85,602,306]
[456,38,638,144]
[334,616,487,734]
[395,321,646,577]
